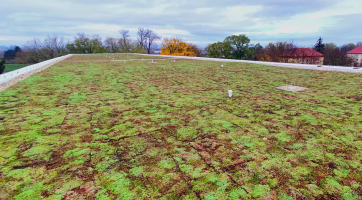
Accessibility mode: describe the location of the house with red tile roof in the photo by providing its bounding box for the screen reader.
[347,46,362,67]
[280,48,324,65]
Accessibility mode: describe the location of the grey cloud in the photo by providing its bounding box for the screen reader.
[0,0,360,47]
[248,0,339,19]
[320,13,362,44]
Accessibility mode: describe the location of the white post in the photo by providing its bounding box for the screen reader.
[228,90,233,97]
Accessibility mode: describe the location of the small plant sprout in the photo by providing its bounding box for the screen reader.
[228,90,233,97]
[221,65,223,68]
[174,60,175,63]
[124,60,126,63]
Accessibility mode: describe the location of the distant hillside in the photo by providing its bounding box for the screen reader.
[0,46,14,56]
[0,46,9,50]
[0,46,7,57]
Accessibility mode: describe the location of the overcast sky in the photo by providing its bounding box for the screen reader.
[1,0,361,48]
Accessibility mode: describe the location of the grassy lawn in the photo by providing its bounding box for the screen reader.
[0,54,361,199]
[4,64,29,73]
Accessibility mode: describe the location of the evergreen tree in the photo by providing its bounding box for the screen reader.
[0,60,6,74]
[3,46,21,61]
[314,37,325,54]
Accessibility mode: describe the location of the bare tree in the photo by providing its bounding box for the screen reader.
[145,30,161,54]
[357,42,362,47]
[16,43,40,63]
[22,35,68,60]
[25,38,50,60]
[119,29,130,43]
[137,28,150,50]
[104,37,120,53]
[278,42,298,63]
[323,43,354,66]
[189,43,202,57]
[119,29,132,52]
[261,41,298,63]
[339,44,354,66]
[137,28,161,54]
[43,35,68,58]
[16,38,54,63]
[344,43,356,52]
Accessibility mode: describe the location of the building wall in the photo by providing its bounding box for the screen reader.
[286,57,324,65]
[347,54,362,67]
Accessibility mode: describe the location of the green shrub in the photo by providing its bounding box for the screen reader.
[131,48,147,54]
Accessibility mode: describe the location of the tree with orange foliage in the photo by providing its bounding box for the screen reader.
[160,38,196,57]
[260,54,271,62]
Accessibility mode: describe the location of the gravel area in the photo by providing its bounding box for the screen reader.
[0,57,70,92]
[276,85,309,92]
[139,54,362,73]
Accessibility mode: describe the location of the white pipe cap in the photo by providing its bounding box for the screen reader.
[228,90,233,97]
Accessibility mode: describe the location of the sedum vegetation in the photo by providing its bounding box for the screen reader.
[0,54,362,199]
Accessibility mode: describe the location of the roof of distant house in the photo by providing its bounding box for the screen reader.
[347,46,362,54]
[281,48,324,58]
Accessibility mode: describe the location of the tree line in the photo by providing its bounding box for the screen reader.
[205,35,362,66]
[0,28,204,65]
[1,30,361,67]
[1,28,165,64]
[322,42,362,66]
